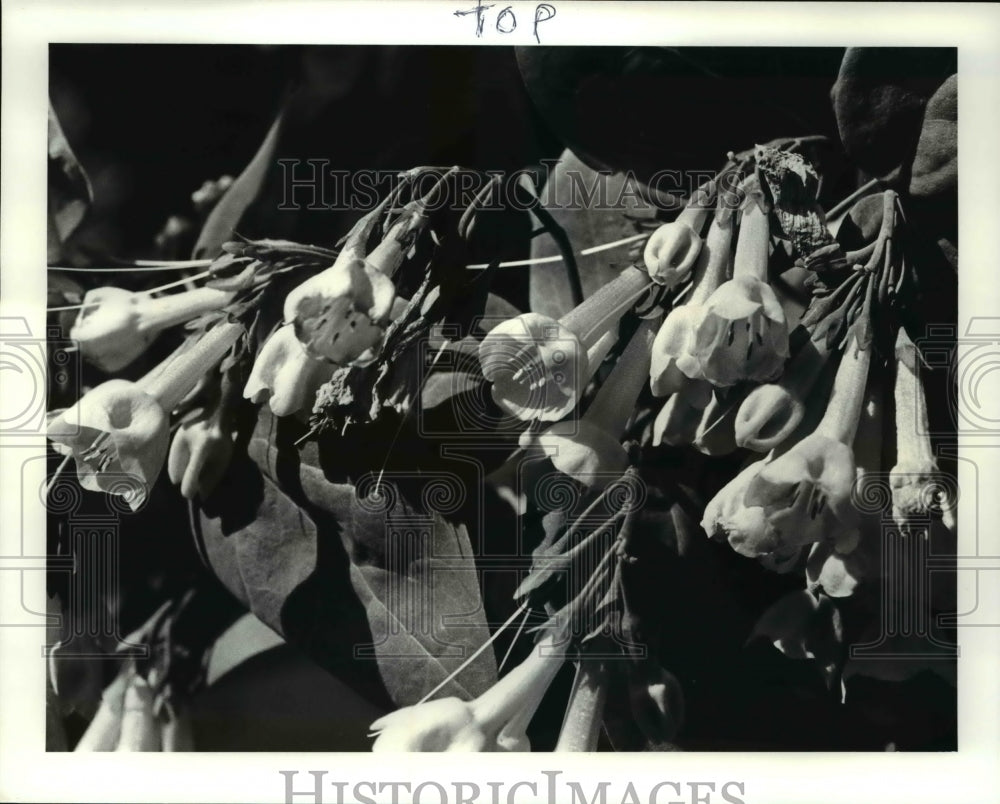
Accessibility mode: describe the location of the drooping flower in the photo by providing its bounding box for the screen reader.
[889,327,956,533]
[742,432,860,556]
[649,204,736,396]
[690,183,789,386]
[642,194,712,288]
[243,324,336,417]
[370,634,566,752]
[737,331,872,557]
[700,459,771,555]
[521,317,658,486]
[71,286,234,373]
[733,334,830,452]
[480,266,651,422]
[48,322,243,510]
[166,412,234,500]
[704,326,872,560]
[283,255,395,364]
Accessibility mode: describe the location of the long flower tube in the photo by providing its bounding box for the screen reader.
[734,333,832,452]
[690,177,789,387]
[703,318,872,558]
[737,328,871,557]
[520,316,659,487]
[369,633,568,752]
[71,285,234,373]
[890,327,956,533]
[480,267,655,422]
[47,322,243,510]
[649,207,736,398]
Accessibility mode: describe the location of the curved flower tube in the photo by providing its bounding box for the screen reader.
[370,634,566,752]
[167,412,234,500]
[521,318,658,486]
[480,266,651,422]
[734,335,831,451]
[690,185,789,387]
[703,327,871,559]
[243,324,337,417]
[737,332,872,557]
[48,322,243,510]
[643,194,712,288]
[890,328,955,532]
[71,286,234,373]
[649,207,736,396]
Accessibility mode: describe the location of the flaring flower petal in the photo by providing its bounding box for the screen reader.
[479,313,585,422]
[47,379,168,510]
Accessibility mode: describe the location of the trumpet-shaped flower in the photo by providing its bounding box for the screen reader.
[47,380,169,511]
[283,256,395,364]
[701,459,771,555]
[649,201,736,396]
[690,185,788,387]
[742,432,860,556]
[643,221,703,289]
[649,305,707,397]
[370,634,566,752]
[48,322,244,510]
[890,328,956,532]
[243,324,336,417]
[71,286,233,373]
[734,337,830,451]
[521,318,658,487]
[167,414,234,500]
[692,275,789,386]
[479,267,650,422]
[368,698,488,752]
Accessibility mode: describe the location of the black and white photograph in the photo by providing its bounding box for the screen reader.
[2,2,999,803]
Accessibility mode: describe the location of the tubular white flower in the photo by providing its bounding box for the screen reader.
[890,327,955,532]
[480,266,652,422]
[243,324,336,417]
[649,208,735,396]
[283,255,394,364]
[642,198,710,288]
[521,318,658,487]
[737,331,871,557]
[734,336,831,452]
[370,634,567,752]
[48,322,243,510]
[71,286,234,373]
[167,412,234,500]
[690,186,789,387]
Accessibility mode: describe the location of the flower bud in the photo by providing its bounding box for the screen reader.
[643,221,703,288]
